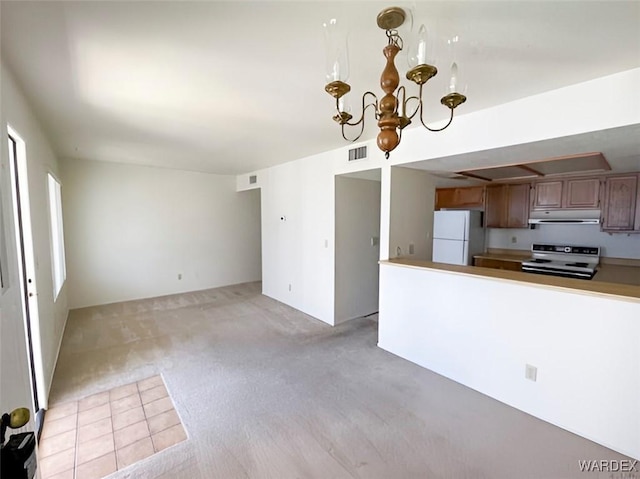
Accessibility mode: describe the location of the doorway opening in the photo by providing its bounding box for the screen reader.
[240,187,262,286]
[334,168,382,325]
[7,127,47,434]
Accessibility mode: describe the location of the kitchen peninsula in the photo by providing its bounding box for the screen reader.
[378,259,640,460]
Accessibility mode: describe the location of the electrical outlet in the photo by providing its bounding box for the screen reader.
[525,364,537,382]
[511,236,517,244]
[288,284,292,292]
[178,273,182,280]
[409,243,415,254]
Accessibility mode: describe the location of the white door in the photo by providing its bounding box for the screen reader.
[432,238,467,265]
[8,129,46,416]
[433,211,468,241]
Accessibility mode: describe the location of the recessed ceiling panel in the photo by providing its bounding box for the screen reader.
[525,152,610,176]
[457,152,610,181]
[459,165,540,181]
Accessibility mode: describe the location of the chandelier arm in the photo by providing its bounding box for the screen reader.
[404,95,422,120]
[341,93,378,140]
[343,102,379,128]
[396,85,406,114]
[403,82,425,121]
[397,86,418,119]
[361,91,379,120]
[341,120,367,143]
[419,107,455,132]
[342,92,379,127]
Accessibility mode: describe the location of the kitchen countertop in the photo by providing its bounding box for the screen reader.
[473,251,530,263]
[381,258,640,302]
[473,250,640,286]
[592,264,640,285]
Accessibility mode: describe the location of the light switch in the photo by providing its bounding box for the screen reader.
[525,364,537,382]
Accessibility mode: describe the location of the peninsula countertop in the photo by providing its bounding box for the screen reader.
[473,250,640,286]
[381,258,640,302]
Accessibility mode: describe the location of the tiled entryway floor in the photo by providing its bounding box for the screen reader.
[38,375,187,479]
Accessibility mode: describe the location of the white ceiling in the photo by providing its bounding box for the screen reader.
[1,1,639,175]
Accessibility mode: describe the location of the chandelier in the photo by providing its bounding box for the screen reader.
[324,7,467,159]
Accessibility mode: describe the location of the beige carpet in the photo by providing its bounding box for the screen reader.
[47,282,633,478]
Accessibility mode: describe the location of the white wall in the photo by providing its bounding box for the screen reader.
[259,154,336,324]
[487,224,640,259]
[379,263,640,459]
[335,175,381,323]
[1,63,68,412]
[389,166,436,260]
[62,158,261,308]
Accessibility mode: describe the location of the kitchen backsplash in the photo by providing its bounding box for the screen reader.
[486,224,640,259]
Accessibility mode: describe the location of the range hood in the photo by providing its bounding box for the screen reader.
[528,209,601,225]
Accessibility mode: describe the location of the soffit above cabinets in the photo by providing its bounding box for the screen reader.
[458,152,611,182]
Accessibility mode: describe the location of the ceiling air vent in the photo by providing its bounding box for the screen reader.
[348,146,367,161]
[249,175,257,184]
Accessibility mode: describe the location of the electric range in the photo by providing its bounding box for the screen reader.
[521,243,600,280]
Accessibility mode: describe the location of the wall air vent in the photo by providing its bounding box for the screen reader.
[249,175,257,184]
[348,146,367,161]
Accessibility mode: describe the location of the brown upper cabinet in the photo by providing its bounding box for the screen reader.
[435,186,484,210]
[532,180,563,209]
[564,178,601,208]
[602,174,638,232]
[485,183,530,228]
[532,178,600,210]
[434,171,640,233]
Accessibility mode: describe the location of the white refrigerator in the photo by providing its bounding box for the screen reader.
[432,210,485,266]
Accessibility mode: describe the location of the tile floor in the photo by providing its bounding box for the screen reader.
[38,375,187,479]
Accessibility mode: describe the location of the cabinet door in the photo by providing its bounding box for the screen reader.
[602,175,638,231]
[454,186,485,208]
[564,178,600,209]
[435,188,456,210]
[435,186,485,210]
[485,186,507,228]
[532,181,563,209]
[506,183,530,228]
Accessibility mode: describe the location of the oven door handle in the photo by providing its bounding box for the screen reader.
[521,265,594,279]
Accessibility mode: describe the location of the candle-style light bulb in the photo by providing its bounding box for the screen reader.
[417,24,428,65]
[332,61,340,82]
[408,23,436,68]
[338,95,351,113]
[449,62,458,93]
